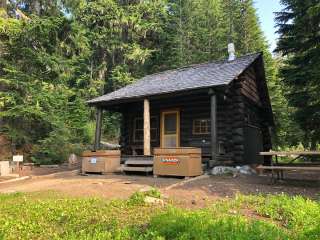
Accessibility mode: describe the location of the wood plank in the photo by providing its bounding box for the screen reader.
[210,92,217,162]
[260,151,320,156]
[94,108,103,151]
[125,160,153,165]
[257,166,320,171]
[144,99,151,155]
[122,166,153,172]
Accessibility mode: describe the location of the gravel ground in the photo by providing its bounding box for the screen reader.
[0,169,318,208]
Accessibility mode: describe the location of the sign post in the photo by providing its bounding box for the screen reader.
[13,155,23,177]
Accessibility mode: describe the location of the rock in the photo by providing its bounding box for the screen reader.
[162,194,169,199]
[92,182,103,185]
[139,186,153,193]
[211,166,237,175]
[191,199,196,205]
[144,196,164,205]
[211,165,257,176]
[236,165,256,175]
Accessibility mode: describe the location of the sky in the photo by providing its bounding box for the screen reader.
[253,0,283,52]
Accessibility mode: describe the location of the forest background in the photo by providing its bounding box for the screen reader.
[0,0,319,164]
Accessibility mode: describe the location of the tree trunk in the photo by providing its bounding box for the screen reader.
[0,0,6,11]
[98,51,107,94]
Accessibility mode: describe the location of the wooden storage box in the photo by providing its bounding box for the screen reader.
[82,150,120,174]
[153,147,202,177]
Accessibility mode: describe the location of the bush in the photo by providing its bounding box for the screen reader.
[253,194,320,240]
[0,192,319,239]
[141,209,288,240]
[128,188,162,205]
[31,126,84,165]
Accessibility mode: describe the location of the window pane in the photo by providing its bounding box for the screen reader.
[193,119,211,134]
[164,135,177,147]
[135,130,143,141]
[164,113,177,134]
[151,117,158,128]
[151,129,157,141]
[135,118,143,130]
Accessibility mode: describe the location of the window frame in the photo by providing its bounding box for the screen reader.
[133,116,158,143]
[192,119,211,135]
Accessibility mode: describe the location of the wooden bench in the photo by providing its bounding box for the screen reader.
[258,151,320,182]
[257,165,320,182]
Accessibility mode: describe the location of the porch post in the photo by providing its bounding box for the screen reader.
[94,107,103,151]
[143,98,151,155]
[209,90,218,163]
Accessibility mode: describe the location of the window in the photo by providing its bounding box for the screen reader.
[193,119,211,135]
[133,117,158,142]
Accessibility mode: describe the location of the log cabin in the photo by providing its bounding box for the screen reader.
[88,52,274,170]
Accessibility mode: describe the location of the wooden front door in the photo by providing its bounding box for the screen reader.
[160,110,180,148]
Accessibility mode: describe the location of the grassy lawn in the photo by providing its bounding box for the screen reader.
[0,191,319,240]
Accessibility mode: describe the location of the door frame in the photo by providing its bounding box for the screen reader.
[160,109,180,148]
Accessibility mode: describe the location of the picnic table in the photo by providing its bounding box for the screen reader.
[258,151,320,182]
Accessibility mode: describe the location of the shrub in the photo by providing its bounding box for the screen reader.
[31,126,84,165]
[142,208,289,240]
[253,194,320,239]
[0,192,319,240]
[128,188,161,205]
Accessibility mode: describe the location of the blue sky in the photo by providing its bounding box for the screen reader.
[253,0,283,51]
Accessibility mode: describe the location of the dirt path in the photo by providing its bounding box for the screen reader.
[0,171,319,208]
[0,173,180,199]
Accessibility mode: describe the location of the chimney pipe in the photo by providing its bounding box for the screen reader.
[228,43,236,61]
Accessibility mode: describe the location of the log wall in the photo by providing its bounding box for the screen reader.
[118,63,272,165]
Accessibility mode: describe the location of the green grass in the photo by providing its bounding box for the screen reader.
[0,191,319,240]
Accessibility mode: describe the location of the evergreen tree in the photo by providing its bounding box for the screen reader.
[75,0,168,92]
[0,15,93,162]
[0,0,299,163]
[275,0,320,148]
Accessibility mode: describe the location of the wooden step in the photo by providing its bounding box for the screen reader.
[122,166,153,173]
[125,160,153,166]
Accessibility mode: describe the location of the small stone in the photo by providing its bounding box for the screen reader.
[92,182,103,185]
[191,199,196,205]
[162,194,169,199]
[144,196,164,205]
[139,186,153,192]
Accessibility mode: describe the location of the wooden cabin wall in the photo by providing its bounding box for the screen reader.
[118,64,272,165]
[118,93,235,162]
[227,65,272,164]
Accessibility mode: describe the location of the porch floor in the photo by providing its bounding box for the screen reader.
[121,155,154,174]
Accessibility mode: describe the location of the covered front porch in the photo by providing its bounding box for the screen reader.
[92,89,221,174]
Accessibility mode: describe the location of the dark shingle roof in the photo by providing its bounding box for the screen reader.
[88,52,261,105]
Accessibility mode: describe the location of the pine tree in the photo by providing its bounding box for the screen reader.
[75,0,168,92]
[275,0,320,148]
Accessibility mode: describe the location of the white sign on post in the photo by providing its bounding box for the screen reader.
[13,155,24,162]
[90,157,97,164]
